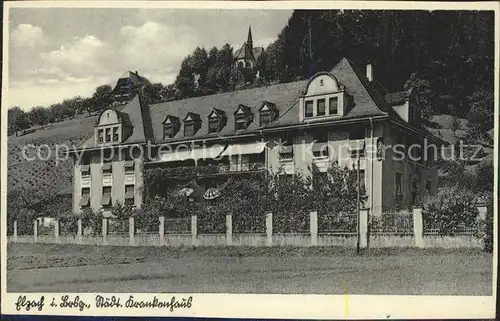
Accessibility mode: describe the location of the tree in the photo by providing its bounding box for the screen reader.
[27,106,49,126]
[8,107,30,135]
[423,185,479,235]
[91,85,114,111]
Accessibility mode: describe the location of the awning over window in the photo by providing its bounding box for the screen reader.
[78,194,90,207]
[348,140,365,152]
[101,191,112,206]
[220,142,266,157]
[279,145,293,154]
[125,187,135,199]
[312,142,329,153]
[160,148,192,162]
[124,161,135,170]
[102,162,112,171]
[191,145,225,160]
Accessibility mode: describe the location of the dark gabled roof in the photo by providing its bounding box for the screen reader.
[259,100,278,113]
[184,112,201,122]
[235,104,252,114]
[162,115,180,124]
[147,57,391,143]
[78,94,153,149]
[209,108,226,118]
[234,42,254,60]
[149,81,306,144]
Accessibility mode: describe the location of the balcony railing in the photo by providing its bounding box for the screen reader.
[150,163,266,179]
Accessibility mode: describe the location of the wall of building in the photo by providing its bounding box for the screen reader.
[73,148,144,214]
[382,125,438,212]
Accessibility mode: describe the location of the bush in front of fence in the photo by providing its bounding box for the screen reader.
[423,185,479,235]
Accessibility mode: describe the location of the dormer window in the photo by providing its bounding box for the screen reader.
[185,122,195,136]
[184,112,202,137]
[208,119,219,133]
[300,72,347,121]
[163,115,180,139]
[235,116,247,130]
[234,104,253,130]
[259,101,278,126]
[208,109,227,134]
[95,108,130,145]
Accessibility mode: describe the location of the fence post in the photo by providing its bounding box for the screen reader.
[129,217,135,246]
[413,208,424,248]
[310,211,318,246]
[77,219,83,245]
[266,212,273,247]
[477,206,487,221]
[33,220,38,243]
[102,218,108,245]
[54,219,60,244]
[226,214,232,246]
[191,215,197,247]
[159,216,165,246]
[359,209,368,248]
[13,220,18,243]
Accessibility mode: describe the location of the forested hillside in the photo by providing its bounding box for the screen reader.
[170,10,494,141]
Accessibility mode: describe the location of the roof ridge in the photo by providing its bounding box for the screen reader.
[149,80,308,108]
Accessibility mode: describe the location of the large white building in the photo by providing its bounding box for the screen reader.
[72,57,446,217]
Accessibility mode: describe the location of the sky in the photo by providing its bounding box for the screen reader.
[8,8,293,110]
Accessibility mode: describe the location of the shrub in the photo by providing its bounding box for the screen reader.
[80,207,103,236]
[423,185,479,235]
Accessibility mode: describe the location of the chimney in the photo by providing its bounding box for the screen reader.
[366,64,373,82]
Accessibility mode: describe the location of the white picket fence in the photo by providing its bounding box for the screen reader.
[8,206,488,248]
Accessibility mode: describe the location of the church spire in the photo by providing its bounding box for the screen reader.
[247,25,253,48]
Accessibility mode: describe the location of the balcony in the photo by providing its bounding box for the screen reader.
[150,162,266,180]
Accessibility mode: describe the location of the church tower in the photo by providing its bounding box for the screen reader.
[234,25,264,70]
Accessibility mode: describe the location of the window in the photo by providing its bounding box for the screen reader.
[260,111,272,126]
[163,125,173,139]
[80,165,91,176]
[305,100,314,118]
[312,143,329,158]
[105,128,111,142]
[124,185,134,206]
[112,127,119,141]
[97,129,104,143]
[235,115,248,130]
[124,160,134,173]
[317,99,326,116]
[395,172,403,208]
[79,188,90,208]
[184,122,194,136]
[329,97,338,115]
[208,119,219,134]
[102,186,112,207]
